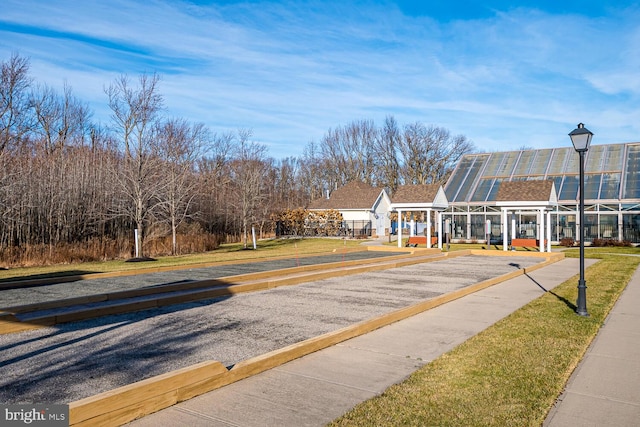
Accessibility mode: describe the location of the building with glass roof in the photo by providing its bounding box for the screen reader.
[442,142,640,244]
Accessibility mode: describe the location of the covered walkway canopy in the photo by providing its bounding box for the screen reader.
[390,184,449,249]
[495,180,558,252]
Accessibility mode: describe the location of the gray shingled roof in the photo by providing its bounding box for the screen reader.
[308,181,384,210]
[496,180,555,202]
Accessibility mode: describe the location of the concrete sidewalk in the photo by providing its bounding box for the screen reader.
[544,263,640,426]
[127,257,603,427]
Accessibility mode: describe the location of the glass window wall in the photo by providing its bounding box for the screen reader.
[443,143,640,244]
[583,174,602,199]
[585,145,606,171]
[518,214,538,239]
[445,156,474,201]
[530,149,553,175]
[624,146,640,199]
[599,215,618,239]
[497,152,518,177]
[623,214,640,242]
[451,155,488,202]
[487,214,502,241]
[558,214,575,241]
[559,175,579,200]
[471,178,494,202]
[486,178,503,201]
[600,173,621,199]
[564,150,580,174]
[548,149,569,174]
[604,144,624,170]
[452,215,467,239]
[481,153,505,177]
[583,214,598,242]
[471,215,486,240]
[513,151,535,175]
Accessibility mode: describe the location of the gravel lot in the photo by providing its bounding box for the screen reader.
[0,254,541,404]
[0,251,399,309]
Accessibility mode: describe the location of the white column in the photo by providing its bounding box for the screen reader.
[502,208,508,251]
[410,213,415,237]
[546,209,552,252]
[618,211,623,242]
[437,211,443,249]
[539,209,544,252]
[426,209,432,248]
[397,209,402,248]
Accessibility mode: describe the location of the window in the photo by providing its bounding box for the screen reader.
[530,149,552,174]
[547,149,569,174]
[603,145,624,171]
[585,145,606,171]
[471,178,494,202]
[447,155,488,202]
[513,151,535,175]
[600,174,621,199]
[583,174,601,200]
[623,214,640,242]
[559,176,579,201]
[623,146,640,199]
[599,215,617,239]
[452,215,467,239]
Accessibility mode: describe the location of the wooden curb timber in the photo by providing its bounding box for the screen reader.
[68,251,564,427]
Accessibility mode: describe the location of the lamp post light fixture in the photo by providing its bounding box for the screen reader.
[569,123,593,317]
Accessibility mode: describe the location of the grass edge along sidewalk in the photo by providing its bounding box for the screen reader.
[329,253,640,427]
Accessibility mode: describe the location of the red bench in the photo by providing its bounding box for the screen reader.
[511,238,546,248]
[406,236,438,247]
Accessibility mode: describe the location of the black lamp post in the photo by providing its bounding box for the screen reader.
[569,123,593,317]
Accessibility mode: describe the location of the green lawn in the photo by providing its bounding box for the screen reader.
[0,238,363,282]
[329,248,640,426]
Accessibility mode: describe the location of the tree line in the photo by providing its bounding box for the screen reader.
[0,53,474,266]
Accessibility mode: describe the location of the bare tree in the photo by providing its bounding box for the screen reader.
[0,53,32,154]
[0,54,32,256]
[299,140,328,202]
[156,118,207,254]
[320,119,377,187]
[106,73,164,257]
[229,129,269,248]
[30,82,92,152]
[373,115,401,194]
[398,123,474,185]
[271,156,307,211]
[195,131,235,238]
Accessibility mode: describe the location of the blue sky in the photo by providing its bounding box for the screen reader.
[2,1,639,159]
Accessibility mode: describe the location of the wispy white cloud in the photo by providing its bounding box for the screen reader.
[2,0,640,157]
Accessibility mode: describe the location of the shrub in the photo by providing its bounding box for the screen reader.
[560,237,575,247]
[591,238,632,247]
